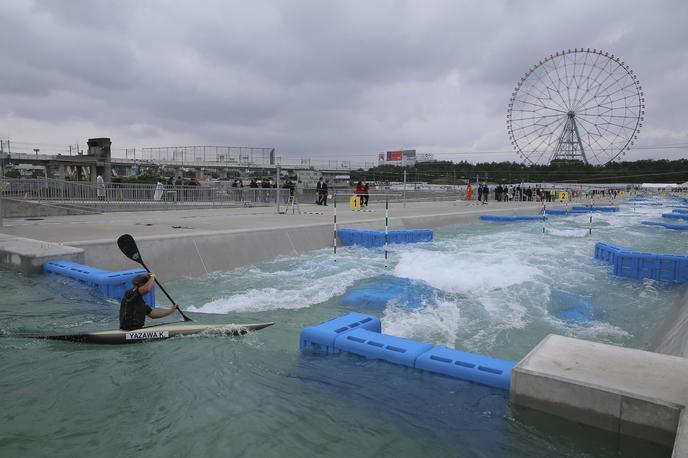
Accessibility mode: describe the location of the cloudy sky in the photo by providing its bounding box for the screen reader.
[1,0,687,166]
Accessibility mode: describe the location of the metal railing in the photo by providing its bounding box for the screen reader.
[0,177,289,212]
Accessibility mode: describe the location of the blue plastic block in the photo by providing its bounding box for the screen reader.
[337,228,355,246]
[572,205,619,212]
[542,209,588,216]
[594,242,625,265]
[647,221,688,231]
[334,328,433,368]
[549,289,607,324]
[300,312,381,354]
[415,346,515,390]
[480,215,545,222]
[43,260,155,306]
[337,228,434,248]
[663,213,688,220]
[43,260,110,282]
[341,275,433,311]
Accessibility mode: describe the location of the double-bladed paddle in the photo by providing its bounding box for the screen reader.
[117,234,192,322]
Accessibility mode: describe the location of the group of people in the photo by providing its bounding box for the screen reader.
[466,182,568,203]
[355,181,370,207]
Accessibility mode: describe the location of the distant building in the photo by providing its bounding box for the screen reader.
[416,153,436,163]
[377,149,416,166]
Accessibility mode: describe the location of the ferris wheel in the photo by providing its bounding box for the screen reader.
[506,48,644,165]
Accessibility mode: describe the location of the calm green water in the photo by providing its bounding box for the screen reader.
[0,200,682,457]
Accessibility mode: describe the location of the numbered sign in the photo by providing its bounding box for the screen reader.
[558,191,569,201]
[349,195,361,209]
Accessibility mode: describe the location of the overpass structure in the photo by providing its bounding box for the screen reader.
[0,139,353,182]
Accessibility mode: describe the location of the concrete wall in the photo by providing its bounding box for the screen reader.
[70,206,541,281]
[1,198,99,218]
[651,285,688,357]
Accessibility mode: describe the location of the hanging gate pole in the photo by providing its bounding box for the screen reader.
[384,198,389,268]
[333,194,337,262]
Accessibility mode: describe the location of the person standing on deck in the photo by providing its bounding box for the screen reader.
[466,182,473,201]
[316,177,323,205]
[321,179,329,206]
[96,175,105,201]
[119,273,179,331]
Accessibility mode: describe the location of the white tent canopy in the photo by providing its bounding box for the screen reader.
[640,183,678,189]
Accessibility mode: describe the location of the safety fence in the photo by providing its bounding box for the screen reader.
[0,177,288,212]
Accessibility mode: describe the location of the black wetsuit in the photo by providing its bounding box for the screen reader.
[119,287,152,331]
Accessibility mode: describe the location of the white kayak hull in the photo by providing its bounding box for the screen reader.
[38,321,275,344]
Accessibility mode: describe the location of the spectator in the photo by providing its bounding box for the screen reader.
[316,177,324,205]
[153,181,164,201]
[363,182,369,207]
[321,179,329,206]
[96,174,105,201]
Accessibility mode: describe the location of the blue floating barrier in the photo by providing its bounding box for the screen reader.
[43,260,155,305]
[672,209,688,214]
[571,205,619,212]
[341,275,433,311]
[594,242,688,283]
[548,289,607,323]
[642,221,688,231]
[480,214,545,222]
[542,209,588,216]
[337,228,433,248]
[662,213,688,220]
[335,328,434,368]
[415,346,515,390]
[300,312,382,354]
[300,313,517,390]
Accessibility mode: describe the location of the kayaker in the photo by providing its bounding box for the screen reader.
[119,273,179,331]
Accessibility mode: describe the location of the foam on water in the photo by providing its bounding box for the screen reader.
[182,198,683,359]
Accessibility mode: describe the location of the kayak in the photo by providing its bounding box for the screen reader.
[23,321,275,344]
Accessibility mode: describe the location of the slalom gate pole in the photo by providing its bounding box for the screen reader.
[542,200,546,234]
[588,192,593,236]
[384,198,389,268]
[333,194,337,262]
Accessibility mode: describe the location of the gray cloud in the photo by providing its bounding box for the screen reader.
[0,0,686,165]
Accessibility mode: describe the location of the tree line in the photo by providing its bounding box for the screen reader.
[350,159,688,184]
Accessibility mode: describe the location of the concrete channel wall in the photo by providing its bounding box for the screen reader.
[652,285,688,358]
[71,206,541,280]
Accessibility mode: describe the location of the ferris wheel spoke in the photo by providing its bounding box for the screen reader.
[509,113,567,123]
[576,79,638,113]
[513,93,568,113]
[582,65,632,110]
[517,116,569,157]
[576,59,620,109]
[511,113,569,139]
[544,58,573,110]
[531,118,569,162]
[570,53,587,110]
[524,71,570,112]
[575,120,612,162]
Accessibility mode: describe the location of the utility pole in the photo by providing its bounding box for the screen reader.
[403,170,407,208]
[276,164,281,214]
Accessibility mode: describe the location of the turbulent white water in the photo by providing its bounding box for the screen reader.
[182,198,685,358]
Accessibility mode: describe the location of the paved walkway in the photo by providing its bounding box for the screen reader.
[0,199,551,244]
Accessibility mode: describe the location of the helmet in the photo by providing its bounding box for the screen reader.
[133,273,150,287]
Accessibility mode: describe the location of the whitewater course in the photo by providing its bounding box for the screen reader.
[2,193,688,457]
